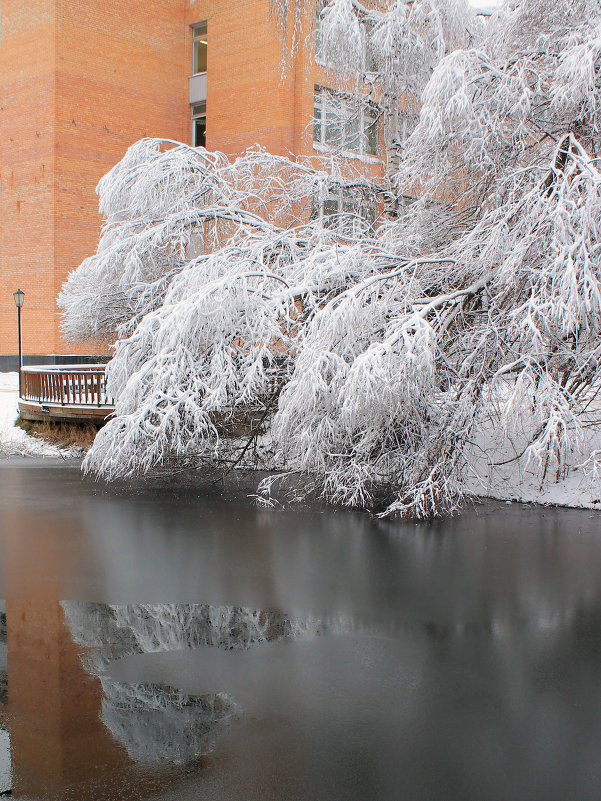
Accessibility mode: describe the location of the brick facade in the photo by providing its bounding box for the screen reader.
[0,0,382,361]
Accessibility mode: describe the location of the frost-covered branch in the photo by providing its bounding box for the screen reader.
[61,0,601,518]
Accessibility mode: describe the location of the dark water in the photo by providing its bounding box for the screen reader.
[1,462,601,800]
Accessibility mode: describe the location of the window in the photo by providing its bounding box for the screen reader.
[363,22,378,74]
[313,87,379,157]
[192,22,207,74]
[363,106,378,155]
[313,185,376,230]
[315,4,377,74]
[315,0,326,62]
[191,102,206,148]
[315,13,326,64]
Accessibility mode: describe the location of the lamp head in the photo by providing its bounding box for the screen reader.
[13,289,24,308]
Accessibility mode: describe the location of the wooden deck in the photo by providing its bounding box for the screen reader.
[18,365,115,424]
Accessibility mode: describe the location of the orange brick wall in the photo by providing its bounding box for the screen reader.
[0,0,58,358]
[190,0,300,157]
[0,0,190,359]
[0,0,383,359]
[52,0,190,355]
[188,0,383,185]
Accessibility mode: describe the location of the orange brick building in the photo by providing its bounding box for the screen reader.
[0,0,384,368]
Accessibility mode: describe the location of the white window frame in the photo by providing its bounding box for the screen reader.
[192,21,207,76]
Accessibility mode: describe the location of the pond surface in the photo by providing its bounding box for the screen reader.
[0,462,601,800]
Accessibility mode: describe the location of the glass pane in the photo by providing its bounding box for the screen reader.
[363,23,378,73]
[362,200,376,227]
[315,17,323,60]
[342,191,355,213]
[325,105,343,147]
[323,198,340,228]
[344,114,360,152]
[194,38,207,73]
[321,198,340,228]
[194,118,206,148]
[323,199,340,216]
[364,45,378,73]
[364,110,378,155]
[313,101,322,142]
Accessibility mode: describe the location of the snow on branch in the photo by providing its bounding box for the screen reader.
[59,140,369,344]
[62,0,601,518]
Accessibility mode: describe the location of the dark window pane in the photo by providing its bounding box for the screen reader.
[194,118,206,148]
[345,114,360,152]
[325,105,343,147]
[323,198,340,216]
[342,192,355,213]
[315,17,323,60]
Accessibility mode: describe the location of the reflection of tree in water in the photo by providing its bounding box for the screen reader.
[62,602,333,665]
[99,677,234,764]
[61,602,339,764]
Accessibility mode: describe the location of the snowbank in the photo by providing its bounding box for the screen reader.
[463,413,601,512]
[0,372,70,458]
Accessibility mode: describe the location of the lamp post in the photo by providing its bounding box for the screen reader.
[13,289,24,397]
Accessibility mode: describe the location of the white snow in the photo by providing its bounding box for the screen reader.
[463,414,601,511]
[0,730,11,795]
[0,373,18,429]
[469,0,501,7]
[0,372,70,458]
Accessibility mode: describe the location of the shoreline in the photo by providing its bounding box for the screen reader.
[0,455,600,517]
[2,371,600,515]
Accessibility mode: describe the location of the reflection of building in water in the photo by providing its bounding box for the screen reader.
[0,601,9,794]
[2,601,258,796]
[0,603,7,706]
[63,602,328,668]
[5,600,134,799]
[100,678,234,765]
[0,599,343,798]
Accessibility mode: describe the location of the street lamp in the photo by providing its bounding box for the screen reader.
[13,289,24,397]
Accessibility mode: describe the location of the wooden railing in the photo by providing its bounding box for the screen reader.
[21,365,113,408]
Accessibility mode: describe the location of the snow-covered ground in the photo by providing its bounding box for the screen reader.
[463,412,601,511]
[0,373,71,458]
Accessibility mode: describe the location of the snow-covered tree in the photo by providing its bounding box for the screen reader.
[59,0,601,518]
[59,142,386,478]
[277,0,478,157]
